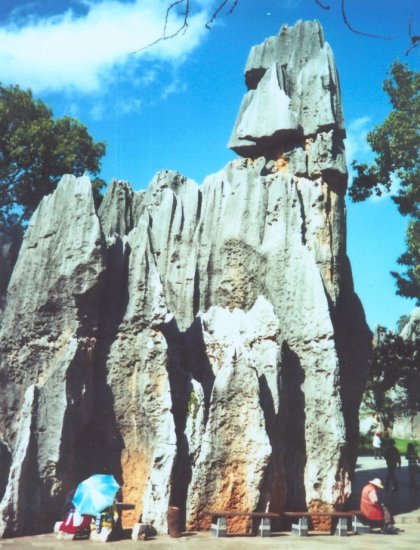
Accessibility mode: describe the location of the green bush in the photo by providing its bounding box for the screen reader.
[358,432,419,457]
[359,432,374,455]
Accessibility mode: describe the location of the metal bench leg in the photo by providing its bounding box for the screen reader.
[258,517,271,537]
[211,516,227,538]
[352,515,370,534]
[335,517,348,536]
[291,517,308,536]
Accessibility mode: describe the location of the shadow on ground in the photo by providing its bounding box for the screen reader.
[348,457,420,517]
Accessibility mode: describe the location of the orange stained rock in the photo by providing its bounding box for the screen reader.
[305,137,314,151]
[308,499,334,531]
[274,156,288,173]
[188,466,255,533]
[120,448,151,529]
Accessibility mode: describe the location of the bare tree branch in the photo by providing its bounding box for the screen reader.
[314,0,330,10]
[206,0,239,30]
[341,0,393,40]
[131,0,190,54]
[227,0,239,14]
[133,0,408,55]
[163,0,188,38]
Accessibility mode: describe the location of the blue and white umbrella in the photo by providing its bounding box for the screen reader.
[72,474,120,516]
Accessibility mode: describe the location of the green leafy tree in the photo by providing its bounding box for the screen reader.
[350,62,419,303]
[363,325,420,428]
[0,84,106,226]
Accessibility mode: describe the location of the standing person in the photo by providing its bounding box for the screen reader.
[406,443,419,490]
[372,432,382,459]
[382,439,401,491]
[360,478,397,534]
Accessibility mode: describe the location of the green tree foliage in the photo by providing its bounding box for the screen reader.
[350,62,419,303]
[0,84,106,226]
[364,325,420,428]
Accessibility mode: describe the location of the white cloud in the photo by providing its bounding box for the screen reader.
[90,102,106,121]
[161,78,187,100]
[345,116,372,164]
[116,97,143,115]
[0,0,210,94]
[134,69,157,87]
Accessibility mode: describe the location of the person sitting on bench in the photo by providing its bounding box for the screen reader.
[360,478,397,534]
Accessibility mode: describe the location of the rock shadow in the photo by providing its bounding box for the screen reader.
[280,341,307,512]
[349,461,420,516]
[332,257,372,479]
[160,317,192,531]
[160,316,215,530]
[58,236,129,501]
[90,236,130,486]
[0,439,11,502]
[58,349,124,511]
[255,369,285,531]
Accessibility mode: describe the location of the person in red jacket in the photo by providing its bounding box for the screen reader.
[360,478,397,534]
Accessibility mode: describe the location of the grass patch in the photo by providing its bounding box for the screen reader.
[358,434,420,456]
[393,438,419,455]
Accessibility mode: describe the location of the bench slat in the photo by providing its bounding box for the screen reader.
[207,511,280,519]
[284,511,361,518]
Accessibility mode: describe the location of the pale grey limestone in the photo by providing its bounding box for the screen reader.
[186,297,279,526]
[229,20,347,187]
[98,179,136,238]
[0,386,38,537]
[0,19,370,537]
[0,175,105,535]
[235,64,298,141]
[400,307,420,341]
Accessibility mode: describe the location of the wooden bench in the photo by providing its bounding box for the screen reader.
[284,511,365,536]
[115,503,135,511]
[206,510,281,537]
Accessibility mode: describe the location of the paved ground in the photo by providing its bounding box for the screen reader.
[351,455,420,518]
[1,525,420,550]
[1,456,419,549]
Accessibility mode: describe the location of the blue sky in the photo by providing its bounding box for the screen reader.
[0,0,418,330]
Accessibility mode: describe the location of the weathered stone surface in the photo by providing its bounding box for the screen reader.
[0,175,105,536]
[186,297,279,530]
[0,227,22,320]
[235,64,298,141]
[229,20,347,186]
[0,19,370,538]
[99,217,175,532]
[95,155,368,529]
[98,179,136,237]
[0,386,38,537]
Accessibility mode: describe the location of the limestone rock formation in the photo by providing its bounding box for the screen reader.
[229,20,347,187]
[0,20,371,537]
[0,227,21,320]
[400,307,420,341]
[0,175,105,535]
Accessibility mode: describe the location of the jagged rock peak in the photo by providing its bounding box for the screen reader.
[229,19,347,187]
[98,179,147,239]
[0,174,104,342]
